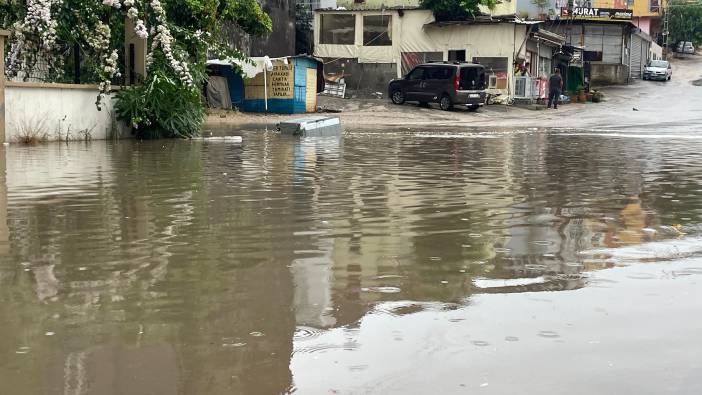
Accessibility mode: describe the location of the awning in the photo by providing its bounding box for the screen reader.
[532,29,566,47]
[206,57,274,79]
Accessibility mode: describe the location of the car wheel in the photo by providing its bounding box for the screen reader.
[439,94,453,111]
[391,90,405,105]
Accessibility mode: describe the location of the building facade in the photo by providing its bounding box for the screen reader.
[313,6,564,98]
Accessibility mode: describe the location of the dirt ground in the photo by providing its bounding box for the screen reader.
[204,56,702,133]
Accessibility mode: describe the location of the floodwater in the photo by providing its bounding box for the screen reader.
[1,129,702,394]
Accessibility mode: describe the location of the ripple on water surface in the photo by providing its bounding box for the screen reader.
[3,131,702,394]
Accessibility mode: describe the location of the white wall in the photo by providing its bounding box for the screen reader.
[5,83,128,143]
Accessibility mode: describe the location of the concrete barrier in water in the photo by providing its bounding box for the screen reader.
[277,117,341,137]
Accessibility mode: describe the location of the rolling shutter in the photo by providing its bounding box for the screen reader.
[630,34,643,79]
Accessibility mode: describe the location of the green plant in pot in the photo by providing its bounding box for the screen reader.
[576,85,586,102]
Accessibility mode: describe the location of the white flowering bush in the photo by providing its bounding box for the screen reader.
[2,0,273,137]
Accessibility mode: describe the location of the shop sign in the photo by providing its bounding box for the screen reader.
[561,7,633,21]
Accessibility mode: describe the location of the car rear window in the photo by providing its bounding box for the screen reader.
[425,66,454,80]
[459,67,486,90]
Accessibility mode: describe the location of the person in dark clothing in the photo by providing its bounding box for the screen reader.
[548,68,563,109]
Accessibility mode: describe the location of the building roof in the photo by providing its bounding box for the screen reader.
[316,6,422,12]
[424,15,543,27]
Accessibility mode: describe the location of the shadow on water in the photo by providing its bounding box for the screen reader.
[1,129,702,393]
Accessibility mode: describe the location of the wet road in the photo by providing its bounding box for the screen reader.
[213,57,702,133]
[1,130,702,394]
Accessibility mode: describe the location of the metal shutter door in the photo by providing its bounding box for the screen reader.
[630,34,643,79]
[584,25,604,52]
[602,26,623,64]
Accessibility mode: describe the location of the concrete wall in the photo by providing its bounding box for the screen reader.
[5,82,127,143]
[590,63,630,85]
[0,31,7,144]
[255,0,296,56]
[632,16,652,35]
[224,0,296,57]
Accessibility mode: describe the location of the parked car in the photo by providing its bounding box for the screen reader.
[388,62,487,111]
[643,60,672,81]
[676,41,695,54]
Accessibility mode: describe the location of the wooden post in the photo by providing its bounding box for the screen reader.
[0,30,9,144]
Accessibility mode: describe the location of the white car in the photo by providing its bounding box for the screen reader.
[642,60,672,81]
[677,41,695,54]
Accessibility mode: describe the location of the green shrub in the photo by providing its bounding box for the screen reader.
[115,70,205,139]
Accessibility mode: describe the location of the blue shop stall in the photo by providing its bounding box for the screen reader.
[206,55,323,114]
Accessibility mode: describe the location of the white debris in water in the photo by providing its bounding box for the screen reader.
[45,331,55,336]
[474,276,546,289]
[16,346,30,354]
[361,286,402,294]
[223,342,247,347]
[440,281,449,284]
[78,267,87,271]
[459,269,466,273]
[249,331,264,337]
[480,382,489,387]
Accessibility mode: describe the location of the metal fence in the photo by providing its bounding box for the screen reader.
[9,41,111,85]
[513,76,546,100]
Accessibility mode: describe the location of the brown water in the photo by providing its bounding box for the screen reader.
[1,130,702,394]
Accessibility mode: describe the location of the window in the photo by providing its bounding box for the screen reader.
[460,68,486,90]
[363,15,392,46]
[650,0,660,13]
[320,14,356,45]
[448,50,466,62]
[407,67,425,80]
[401,52,443,75]
[584,51,603,61]
[472,57,508,89]
[425,66,454,80]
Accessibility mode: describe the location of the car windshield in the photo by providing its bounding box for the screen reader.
[649,60,668,68]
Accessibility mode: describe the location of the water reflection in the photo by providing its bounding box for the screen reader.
[0,130,701,393]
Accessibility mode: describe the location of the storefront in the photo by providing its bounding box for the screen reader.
[550,7,652,85]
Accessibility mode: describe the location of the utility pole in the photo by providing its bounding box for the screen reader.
[663,1,670,59]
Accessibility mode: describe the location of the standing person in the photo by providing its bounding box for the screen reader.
[548,68,563,109]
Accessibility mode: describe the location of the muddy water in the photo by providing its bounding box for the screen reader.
[1,130,702,394]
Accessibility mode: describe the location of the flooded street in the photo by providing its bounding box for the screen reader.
[1,129,702,394]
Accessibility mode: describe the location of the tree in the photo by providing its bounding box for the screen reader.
[420,0,497,21]
[2,0,272,138]
[668,1,702,46]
